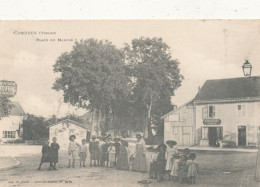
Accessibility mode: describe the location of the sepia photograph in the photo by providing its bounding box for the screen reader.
[0,20,260,186]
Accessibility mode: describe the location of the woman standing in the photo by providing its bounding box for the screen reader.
[38,140,50,170]
[116,140,130,171]
[133,134,147,172]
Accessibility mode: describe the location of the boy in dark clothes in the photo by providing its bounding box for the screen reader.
[178,155,189,184]
[89,136,97,167]
[38,141,50,170]
[156,143,167,183]
[101,138,110,167]
[114,138,121,165]
[49,137,60,170]
[149,148,158,179]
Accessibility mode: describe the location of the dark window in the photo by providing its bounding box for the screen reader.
[209,106,215,118]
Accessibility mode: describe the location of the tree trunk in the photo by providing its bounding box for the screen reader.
[112,109,115,134]
[97,109,102,136]
[91,110,94,135]
[147,97,153,139]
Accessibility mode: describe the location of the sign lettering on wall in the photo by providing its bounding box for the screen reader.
[0,80,17,97]
[203,119,221,125]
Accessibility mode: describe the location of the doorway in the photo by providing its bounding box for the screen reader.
[208,127,218,146]
[238,126,246,146]
[183,134,190,145]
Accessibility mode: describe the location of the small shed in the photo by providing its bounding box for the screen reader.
[49,119,87,150]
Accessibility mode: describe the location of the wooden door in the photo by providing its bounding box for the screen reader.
[238,126,246,146]
[183,134,190,145]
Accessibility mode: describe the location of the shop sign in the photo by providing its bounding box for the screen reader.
[0,80,17,97]
[203,118,221,125]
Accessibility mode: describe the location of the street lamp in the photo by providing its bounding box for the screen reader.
[242,60,252,77]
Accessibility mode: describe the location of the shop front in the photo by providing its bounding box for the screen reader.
[200,118,223,146]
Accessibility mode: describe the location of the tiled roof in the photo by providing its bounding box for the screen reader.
[194,76,260,101]
[10,101,25,116]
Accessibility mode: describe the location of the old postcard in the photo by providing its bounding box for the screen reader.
[0,20,260,187]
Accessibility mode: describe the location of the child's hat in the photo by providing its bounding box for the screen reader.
[69,135,76,140]
[166,140,177,145]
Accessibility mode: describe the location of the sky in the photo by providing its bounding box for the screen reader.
[0,20,260,118]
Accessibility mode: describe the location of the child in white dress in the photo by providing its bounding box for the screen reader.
[165,140,178,181]
[108,142,116,167]
[170,154,181,181]
[187,153,199,184]
[149,149,159,179]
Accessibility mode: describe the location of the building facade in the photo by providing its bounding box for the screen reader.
[162,101,196,146]
[194,76,260,147]
[0,101,25,142]
[49,119,87,149]
[162,76,260,147]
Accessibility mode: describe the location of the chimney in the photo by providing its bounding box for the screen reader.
[198,86,201,96]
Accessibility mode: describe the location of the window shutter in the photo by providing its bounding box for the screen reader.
[202,106,208,119]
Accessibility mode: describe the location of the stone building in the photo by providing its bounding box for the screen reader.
[49,119,87,149]
[0,101,25,142]
[163,76,260,147]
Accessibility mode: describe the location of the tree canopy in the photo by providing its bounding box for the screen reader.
[53,39,129,111]
[21,114,49,140]
[125,37,183,137]
[52,37,183,139]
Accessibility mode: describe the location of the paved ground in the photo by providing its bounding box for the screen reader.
[0,145,259,187]
[0,156,19,170]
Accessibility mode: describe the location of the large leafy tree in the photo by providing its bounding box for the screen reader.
[151,92,174,138]
[0,96,13,119]
[53,39,130,133]
[125,37,183,138]
[21,114,49,140]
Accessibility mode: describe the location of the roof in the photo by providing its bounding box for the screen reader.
[194,76,260,102]
[10,101,25,116]
[49,119,87,129]
[161,98,195,119]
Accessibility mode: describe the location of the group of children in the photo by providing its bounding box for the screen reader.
[39,134,127,170]
[68,134,125,168]
[149,140,199,184]
[39,135,198,185]
[88,135,122,168]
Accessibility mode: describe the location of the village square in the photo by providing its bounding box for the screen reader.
[0,20,260,187]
